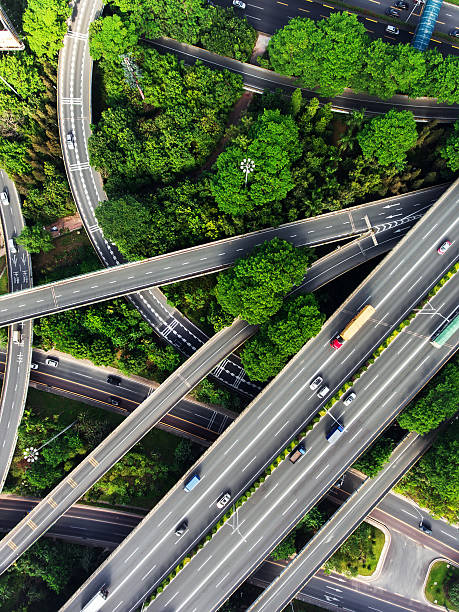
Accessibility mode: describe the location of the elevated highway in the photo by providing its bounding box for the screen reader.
[61,181,458,612]
[0,171,33,491]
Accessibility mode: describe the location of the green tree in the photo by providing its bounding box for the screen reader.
[357,109,418,167]
[211,109,300,215]
[199,6,257,61]
[215,239,312,324]
[270,532,297,560]
[0,52,45,101]
[397,360,459,434]
[440,121,459,172]
[241,294,325,381]
[17,224,54,254]
[23,0,71,59]
[353,434,396,477]
[449,582,459,607]
[89,14,139,62]
[268,13,369,96]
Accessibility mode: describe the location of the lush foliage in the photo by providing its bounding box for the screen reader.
[211,109,301,215]
[241,294,325,381]
[17,224,54,253]
[267,13,459,103]
[0,540,108,610]
[353,433,397,477]
[215,239,312,324]
[34,298,181,379]
[357,110,418,168]
[270,532,297,560]
[106,0,256,61]
[397,359,459,434]
[325,523,384,577]
[440,120,459,172]
[396,419,459,522]
[23,0,71,59]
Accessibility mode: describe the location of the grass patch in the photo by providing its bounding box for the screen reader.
[425,561,459,610]
[0,256,8,295]
[358,525,385,576]
[325,522,385,577]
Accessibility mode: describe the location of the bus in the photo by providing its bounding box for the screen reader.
[430,305,459,348]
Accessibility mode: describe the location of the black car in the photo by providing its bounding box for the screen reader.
[107,374,121,386]
[175,521,188,536]
[450,29,459,37]
[419,520,432,535]
[394,0,409,8]
[385,7,401,15]
[109,396,120,406]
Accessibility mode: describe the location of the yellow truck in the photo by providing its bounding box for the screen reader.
[330,305,376,349]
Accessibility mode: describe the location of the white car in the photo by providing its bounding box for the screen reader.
[232,0,246,7]
[317,385,329,398]
[45,357,59,367]
[385,25,400,35]
[437,240,452,255]
[30,362,39,370]
[0,190,9,205]
[309,376,323,391]
[66,131,75,149]
[343,392,356,406]
[216,491,231,509]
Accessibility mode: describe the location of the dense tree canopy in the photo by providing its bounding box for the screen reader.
[397,359,459,434]
[353,434,397,477]
[23,0,71,58]
[215,239,312,324]
[211,109,301,215]
[440,121,459,172]
[17,224,54,254]
[89,14,139,62]
[357,110,418,168]
[397,419,459,522]
[241,294,325,381]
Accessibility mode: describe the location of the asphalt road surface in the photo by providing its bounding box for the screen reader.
[246,428,446,611]
[151,37,459,120]
[0,186,445,327]
[0,319,256,574]
[147,261,458,612]
[0,170,33,492]
[213,0,459,54]
[61,182,458,612]
[0,488,449,611]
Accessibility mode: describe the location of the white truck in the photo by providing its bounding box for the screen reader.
[81,588,108,612]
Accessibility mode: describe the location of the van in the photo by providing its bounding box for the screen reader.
[326,422,344,444]
[12,329,22,344]
[317,385,329,398]
[8,239,16,254]
[0,190,9,205]
[184,474,200,492]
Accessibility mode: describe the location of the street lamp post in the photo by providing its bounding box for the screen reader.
[240,157,255,186]
[23,420,77,463]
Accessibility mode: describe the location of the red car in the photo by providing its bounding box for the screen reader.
[437,240,452,255]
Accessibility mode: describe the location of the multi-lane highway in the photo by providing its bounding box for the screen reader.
[0,318,257,574]
[213,0,459,53]
[0,171,33,492]
[151,37,459,121]
[61,181,458,612]
[246,426,450,612]
[146,264,458,611]
[0,187,444,327]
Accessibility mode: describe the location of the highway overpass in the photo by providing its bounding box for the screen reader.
[0,170,33,492]
[61,181,458,612]
[0,188,443,328]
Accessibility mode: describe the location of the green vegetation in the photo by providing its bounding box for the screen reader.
[105,0,257,61]
[17,224,54,254]
[34,298,181,378]
[396,418,459,522]
[353,432,398,477]
[357,109,418,168]
[211,109,301,215]
[241,294,325,381]
[325,523,385,577]
[0,540,109,611]
[23,0,71,59]
[267,13,459,103]
[215,239,312,324]
[397,358,459,434]
[425,561,459,610]
[440,120,459,171]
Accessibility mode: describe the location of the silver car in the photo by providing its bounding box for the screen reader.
[0,190,9,205]
[233,0,246,7]
[217,492,231,509]
[317,385,329,398]
[343,392,356,406]
[309,376,323,391]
